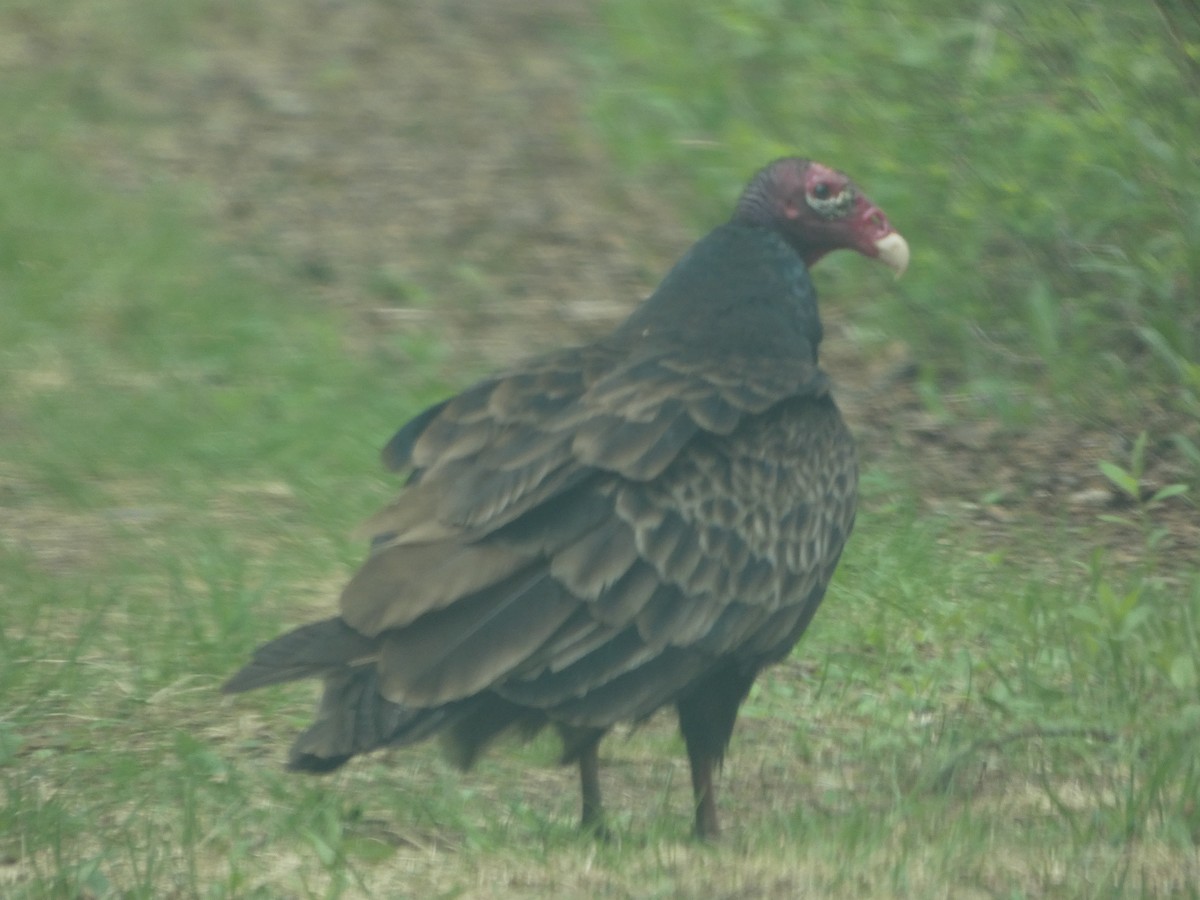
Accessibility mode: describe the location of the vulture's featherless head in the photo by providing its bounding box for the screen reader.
[734,158,909,276]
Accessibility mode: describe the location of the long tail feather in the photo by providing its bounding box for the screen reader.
[222,618,376,694]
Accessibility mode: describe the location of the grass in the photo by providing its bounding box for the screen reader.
[2,0,1199,897]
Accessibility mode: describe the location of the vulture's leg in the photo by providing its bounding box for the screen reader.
[685,739,721,840]
[557,724,608,833]
[676,665,758,840]
[577,740,604,830]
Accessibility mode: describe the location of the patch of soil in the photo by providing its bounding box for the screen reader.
[72,1,688,362]
[844,367,1200,572]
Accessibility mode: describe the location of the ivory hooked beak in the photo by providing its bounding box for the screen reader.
[874,232,910,278]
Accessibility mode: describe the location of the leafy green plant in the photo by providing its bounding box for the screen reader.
[1096,430,1191,558]
[1098,431,1190,508]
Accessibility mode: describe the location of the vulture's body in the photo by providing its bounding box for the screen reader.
[224,159,908,838]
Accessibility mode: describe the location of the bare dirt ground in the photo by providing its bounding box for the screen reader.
[27,3,1199,558]
[82,2,686,359]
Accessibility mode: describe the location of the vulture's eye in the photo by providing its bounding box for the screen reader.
[806,182,854,218]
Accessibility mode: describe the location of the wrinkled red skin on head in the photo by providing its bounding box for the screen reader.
[792,162,897,267]
[734,158,902,269]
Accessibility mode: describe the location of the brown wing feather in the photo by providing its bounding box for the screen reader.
[339,540,533,634]
[548,646,712,725]
[376,570,578,705]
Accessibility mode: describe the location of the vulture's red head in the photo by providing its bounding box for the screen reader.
[734,158,909,276]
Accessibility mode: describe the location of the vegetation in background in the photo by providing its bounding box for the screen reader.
[591,0,1200,423]
[1,0,1198,896]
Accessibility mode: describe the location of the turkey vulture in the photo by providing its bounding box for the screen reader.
[223,157,908,839]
